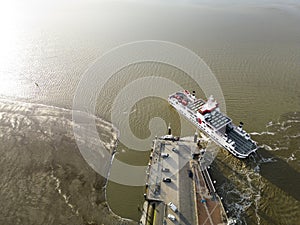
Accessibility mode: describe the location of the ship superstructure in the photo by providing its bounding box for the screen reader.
[168,90,258,158]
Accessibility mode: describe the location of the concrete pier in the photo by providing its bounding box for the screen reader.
[139,134,228,225]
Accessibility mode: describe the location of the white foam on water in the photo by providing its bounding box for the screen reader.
[266,121,273,128]
[0,98,118,146]
[286,150,300,162]
[254,165,260,173]
[259,144,274,151]
[290,134,300,139]
[256,153,277,164]
[266,120,281,128]
[50,168,79,216]
[219,168,263,225]
[254,192,261,225]
[280,124,292,131]
[250,131,275,136]
[286,119,300,124]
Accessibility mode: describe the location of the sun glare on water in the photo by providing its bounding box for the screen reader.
[0,1,31,98]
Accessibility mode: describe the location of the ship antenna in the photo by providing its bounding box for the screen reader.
[194,129,198,143]
[168,123,172,135]
[192,91,196,101]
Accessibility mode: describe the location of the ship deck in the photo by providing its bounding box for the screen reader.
[205,110,231,131]
[227,129,257,154]
[187,99,205,111]
[173,93,231,131]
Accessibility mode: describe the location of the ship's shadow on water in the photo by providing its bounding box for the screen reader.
[250,149,300,202]
[210,146,300,224]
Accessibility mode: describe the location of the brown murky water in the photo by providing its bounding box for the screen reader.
[0,0,299,224]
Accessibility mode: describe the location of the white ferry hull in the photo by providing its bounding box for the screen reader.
[168,92,258,159]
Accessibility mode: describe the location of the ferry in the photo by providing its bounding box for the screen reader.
[168,90,258,158]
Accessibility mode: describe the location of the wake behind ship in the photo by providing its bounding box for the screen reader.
[168,90,258,158]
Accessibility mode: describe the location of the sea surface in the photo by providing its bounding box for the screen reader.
[0,0,299,224]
